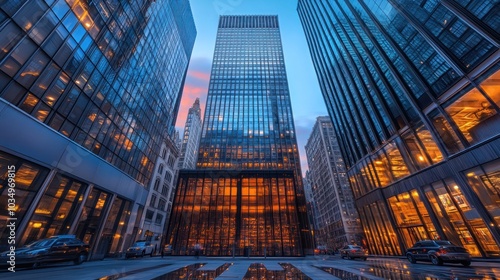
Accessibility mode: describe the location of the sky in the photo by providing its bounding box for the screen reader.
[175,0,328,176]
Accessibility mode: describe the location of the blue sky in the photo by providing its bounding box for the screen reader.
[175,0,328,176]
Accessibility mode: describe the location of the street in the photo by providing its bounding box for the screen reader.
[1,255,498,279]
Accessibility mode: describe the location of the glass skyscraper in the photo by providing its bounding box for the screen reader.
[0,0,195,258]
[167,15,313,256]
[178,98,202,169]
[298,0,500,257]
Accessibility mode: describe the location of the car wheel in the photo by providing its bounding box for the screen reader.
[150,251,153,257]
[430,255,443,266]
[362,257,367,261]
[74,253,87,265]
[461,261,471,267]
[407,254,416,264]
[348,255,354,260]
[141,251,145,257]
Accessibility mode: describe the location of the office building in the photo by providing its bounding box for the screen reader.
[298,0,500,257]
[0,0,195,259]
[167,15,313,256]
[178,98,202,169]
[305,116,364,250]
[138,132,179,252]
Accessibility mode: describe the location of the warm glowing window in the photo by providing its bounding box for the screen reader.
[479,69,500,107]
[445,88,499,144]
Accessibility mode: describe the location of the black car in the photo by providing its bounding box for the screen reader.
[0,235,89,268]
[406,240,471,266]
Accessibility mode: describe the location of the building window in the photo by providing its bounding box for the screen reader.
[165,171,172,184]
[150,194,157,208]
[153,178,160,191]
[161,148,167,159]
[0,151,49,248]
[158,164,164,175]
[20,173,87,245]
[158,199,166,211]
[161,184,169,196]
[445,87,499,145]
[145,210,154,221]
[155,213,163,225]
[167,155,175,168]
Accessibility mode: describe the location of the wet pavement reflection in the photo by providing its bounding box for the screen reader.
[152,263,232,280]
[243,263,312,280]
[314,258,500,280]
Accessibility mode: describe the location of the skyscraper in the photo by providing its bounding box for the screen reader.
[178,98,202,169]
[298,0,500,257]
[167,15,313,256]
[305,116,363,250]
[0,0,195,258]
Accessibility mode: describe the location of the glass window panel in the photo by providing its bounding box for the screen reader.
[428,109,464,154]
[445,88,499,144]
[13,0,48,32]
[444,178,500,257]
[19,93,39,114]
[17,50,49,88]
[415,125,443,164]
[1,37,37,77]
[0,21,23,61]
[479,68,500,108]
[1,80,27,105]
[0,152,49,249]
[33,102,51,122]
[20,174,86,245]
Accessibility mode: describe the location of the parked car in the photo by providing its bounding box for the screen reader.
[0,235,89,268]
[125,241,154,258]
[314,245,334,255]
[339,245,368,260]
[406,240,471,266]
[162,244,172,256]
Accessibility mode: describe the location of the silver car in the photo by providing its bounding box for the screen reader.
[125,241,154,258]
[340,245,368,260]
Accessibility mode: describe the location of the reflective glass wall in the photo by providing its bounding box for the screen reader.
[298,0,500,256]
[0,0,196,184]
[168,15,313,256]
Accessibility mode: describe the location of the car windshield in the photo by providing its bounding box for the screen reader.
[132,242,146,247]
[435,241,453,245]
[26,239,57,248]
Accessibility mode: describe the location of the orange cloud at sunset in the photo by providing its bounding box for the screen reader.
[175,57,211,131]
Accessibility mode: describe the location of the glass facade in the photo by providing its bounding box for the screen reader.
[167,15,313,256]
[0,0,195,257]
[0,0,196,184]
[298,0,500,256]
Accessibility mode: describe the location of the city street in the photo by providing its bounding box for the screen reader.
[1,255,499,279]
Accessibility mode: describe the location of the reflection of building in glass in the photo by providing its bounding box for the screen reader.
[0,0,195,258]
[305,117,364,250]
[167,15,313,256]
[298,0,500,257]
[138,133,179,252]
[178,98,202,169]
[303,172,319,246]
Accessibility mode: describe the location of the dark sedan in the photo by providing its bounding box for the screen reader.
[0,235,89,268]
[406,240,471,266]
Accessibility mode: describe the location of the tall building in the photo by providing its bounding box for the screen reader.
[167,15,313,256]
[303,172,319,246]
[138,132,179,252]
[305,116,363,250]
[178,98,202,169]
[0,0,195,258]
[298,0,500,257]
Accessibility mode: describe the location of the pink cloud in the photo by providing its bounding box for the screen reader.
[189,70,211,81]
